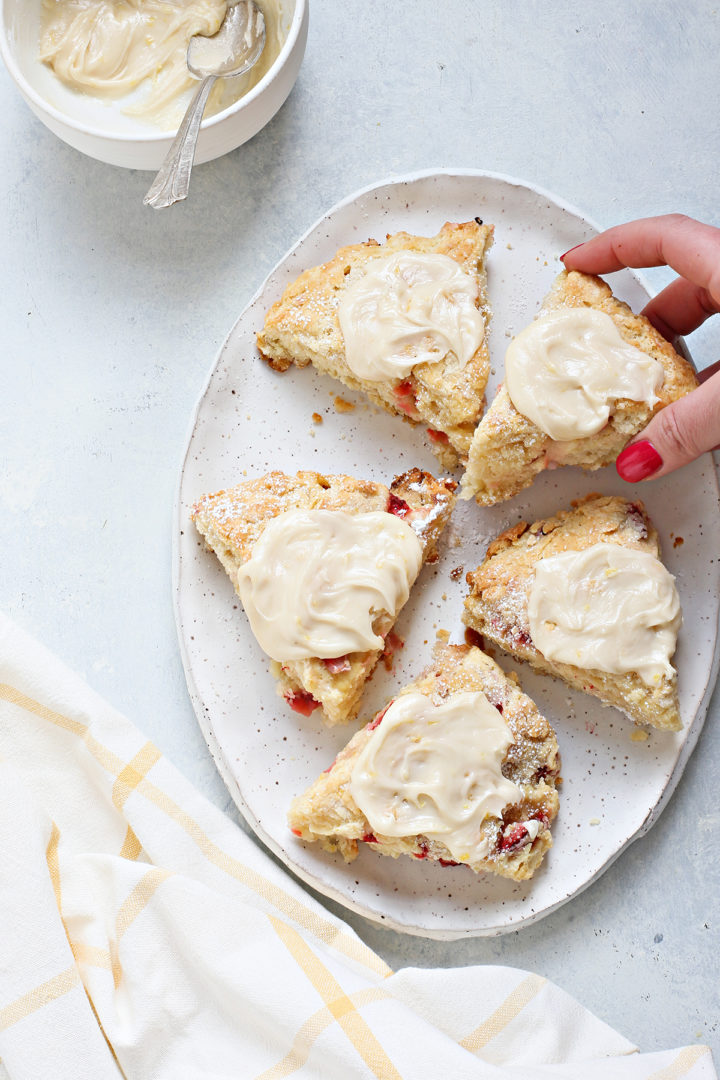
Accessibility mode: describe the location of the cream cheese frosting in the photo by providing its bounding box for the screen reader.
[236,509,423,662]
[39,0,284,125]
[349,691,522,864]
[504,307,664,441]
[337,252,485,382]
[528,542,681,686]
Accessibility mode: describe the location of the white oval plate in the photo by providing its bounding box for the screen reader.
[174,170,720,939]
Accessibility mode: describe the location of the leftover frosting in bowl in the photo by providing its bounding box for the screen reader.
[39,0,285,125]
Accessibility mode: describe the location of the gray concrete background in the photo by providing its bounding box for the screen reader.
[2,0,718,1063]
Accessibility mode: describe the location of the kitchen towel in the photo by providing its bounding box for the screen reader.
[0,611,714,1080]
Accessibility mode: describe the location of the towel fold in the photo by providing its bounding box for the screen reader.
[0,611,714,1080]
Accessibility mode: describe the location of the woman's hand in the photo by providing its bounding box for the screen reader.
[562,214,720,481]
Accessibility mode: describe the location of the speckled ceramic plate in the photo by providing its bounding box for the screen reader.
[174,170,720,939]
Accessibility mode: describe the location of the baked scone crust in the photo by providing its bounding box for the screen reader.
[463,494,681,731]
[288,643,560,882]
[461,270,698,505]
[191,469,456,726]
[257,221,494,470]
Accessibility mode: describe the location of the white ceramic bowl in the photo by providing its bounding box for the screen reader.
[0,0,308,170]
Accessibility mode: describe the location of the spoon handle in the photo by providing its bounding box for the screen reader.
[143,74,217,209]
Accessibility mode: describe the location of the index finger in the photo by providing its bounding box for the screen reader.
[562,214,720,305]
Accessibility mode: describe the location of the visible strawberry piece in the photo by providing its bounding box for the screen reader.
[291,827,302,837]
[626,502,649,540]
[284,688,320,716]
[499,822,530,853]
[413,840,430,859]
[361,833,378,843]
[382,630,404,670]
[323,655,351,674]
[367,704,390,731]
[438,857,460,867]
[387,493,412,518]
[492,615,531,650]
[393,380,421,418]
[427,428,449,445]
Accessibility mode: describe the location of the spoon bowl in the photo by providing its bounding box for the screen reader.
[144,0,266,209]
[1,0,307,170]
[188,1,266,79]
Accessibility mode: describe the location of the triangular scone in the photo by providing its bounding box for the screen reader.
[191,469,456,725]
[461,270,698,505]
[288,643,560,882]
[463,494,681,731]
[257,221,494,470]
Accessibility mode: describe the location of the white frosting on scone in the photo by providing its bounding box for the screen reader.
[338,252,484,382]
[236,509,422,662]
[528,542,681,685]
[504,308,664,440]
[349,691,521,863]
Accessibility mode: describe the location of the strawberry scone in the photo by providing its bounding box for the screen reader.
[461,269,697,505]
[191,469,456,725]
[257,220,494,470]
[464,494,682,731]
[289,643,560,881]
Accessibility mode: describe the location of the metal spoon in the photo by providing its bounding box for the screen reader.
[144,0,266,209]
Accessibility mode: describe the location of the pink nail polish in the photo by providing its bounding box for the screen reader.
[616,441,663,482]
[560,244,582,261]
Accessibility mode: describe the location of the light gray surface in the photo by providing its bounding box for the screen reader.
[1,0,719,1064]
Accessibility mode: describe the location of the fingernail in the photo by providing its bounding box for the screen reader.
[616,440,663,482]
[560,244,582,261]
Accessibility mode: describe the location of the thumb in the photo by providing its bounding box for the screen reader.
[616,369,720,481]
